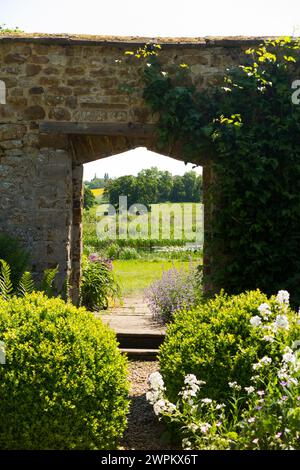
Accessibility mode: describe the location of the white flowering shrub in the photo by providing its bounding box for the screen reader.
[151,290,300,449]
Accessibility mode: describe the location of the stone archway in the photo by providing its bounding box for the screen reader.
[0,33,262,302]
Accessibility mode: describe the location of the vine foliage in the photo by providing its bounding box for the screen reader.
[123,38,300,303]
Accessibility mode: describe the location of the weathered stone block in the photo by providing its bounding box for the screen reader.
[38,133,69,149]
[26,64,41,76]
[0,124,26,140]
[49,107,71,121]
[0,139,23,150]
[4,53,26,64]
[28,55,49,64]
[24,105,46,120]
[29,86,44,94]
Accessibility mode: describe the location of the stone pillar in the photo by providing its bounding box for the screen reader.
[69,163,83,305]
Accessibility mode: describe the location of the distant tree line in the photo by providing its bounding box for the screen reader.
[84,173,109,190]
[104,167,202,208]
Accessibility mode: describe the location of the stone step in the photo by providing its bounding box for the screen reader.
[120,348,159,361]
[100,314,166,335]
[117,332,165,349]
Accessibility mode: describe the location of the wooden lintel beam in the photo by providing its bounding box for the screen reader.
[39,121,155,138]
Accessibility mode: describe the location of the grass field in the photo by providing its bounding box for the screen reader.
[83,202,203,296]
[83,202,203,248]
[112,259,196,296]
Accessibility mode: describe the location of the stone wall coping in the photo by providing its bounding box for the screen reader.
[0,32,276,48]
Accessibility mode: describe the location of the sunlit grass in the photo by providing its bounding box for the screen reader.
[112,259,200,296]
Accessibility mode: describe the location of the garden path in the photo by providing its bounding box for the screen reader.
[120,361,173,450]
[96,294,166,335]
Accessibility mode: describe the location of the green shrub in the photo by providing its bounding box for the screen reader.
[106,243,120,259]
[0,293,129,449]
[119,247,140,260]
[81,254,120,310]
[159,290,299,403]
[0,235,30,288]
[153,290,300,449]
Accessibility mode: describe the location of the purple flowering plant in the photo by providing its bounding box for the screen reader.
[144,262,202,324]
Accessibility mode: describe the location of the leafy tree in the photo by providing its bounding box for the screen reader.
[83,185,96,209]
[158,170,174,202]
[182,171,202,202]
[104,175,138,208]
[172,175,186,202]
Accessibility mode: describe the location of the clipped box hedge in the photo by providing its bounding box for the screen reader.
[159,290,300,403]
[0,293,129,449]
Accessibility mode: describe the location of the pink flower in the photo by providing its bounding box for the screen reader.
[89,253,99,262]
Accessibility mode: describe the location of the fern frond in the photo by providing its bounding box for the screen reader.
[40,265,59,297]
[18,271,35,297]
[0,259,14,300]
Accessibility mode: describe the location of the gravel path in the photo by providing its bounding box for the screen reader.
[121,361,173,450]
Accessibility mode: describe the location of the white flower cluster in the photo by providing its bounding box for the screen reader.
[180,374,205,403]
[228,381,242,391]
[249,290,291,337]
[276,290,290,307]
[258,303,272,318]
[252,356,272,371]
[277,347,300,387]
[147,372,178,416]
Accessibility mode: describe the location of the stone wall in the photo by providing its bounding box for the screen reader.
[0,34,263,301]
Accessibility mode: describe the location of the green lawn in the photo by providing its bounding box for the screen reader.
[112,259,199,296]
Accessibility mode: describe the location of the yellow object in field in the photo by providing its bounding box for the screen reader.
[91,188,105,197]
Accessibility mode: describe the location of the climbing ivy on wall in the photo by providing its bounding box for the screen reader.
[123,38,300,304]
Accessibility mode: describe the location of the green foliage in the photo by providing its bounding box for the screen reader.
[80,255,120,311]
[153,290,300,449]
[17,271,35,296]
[105,167,202,208]
[83,185,96,209]
[125,38,300,304]
[0,259,59,299]
[208,38,300,304]
[40,265,59,297]
[159,290,299,403]
[0,260,13,300]
[0,293,129,449]
[0,235,30,288]
[119,247,140,260]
